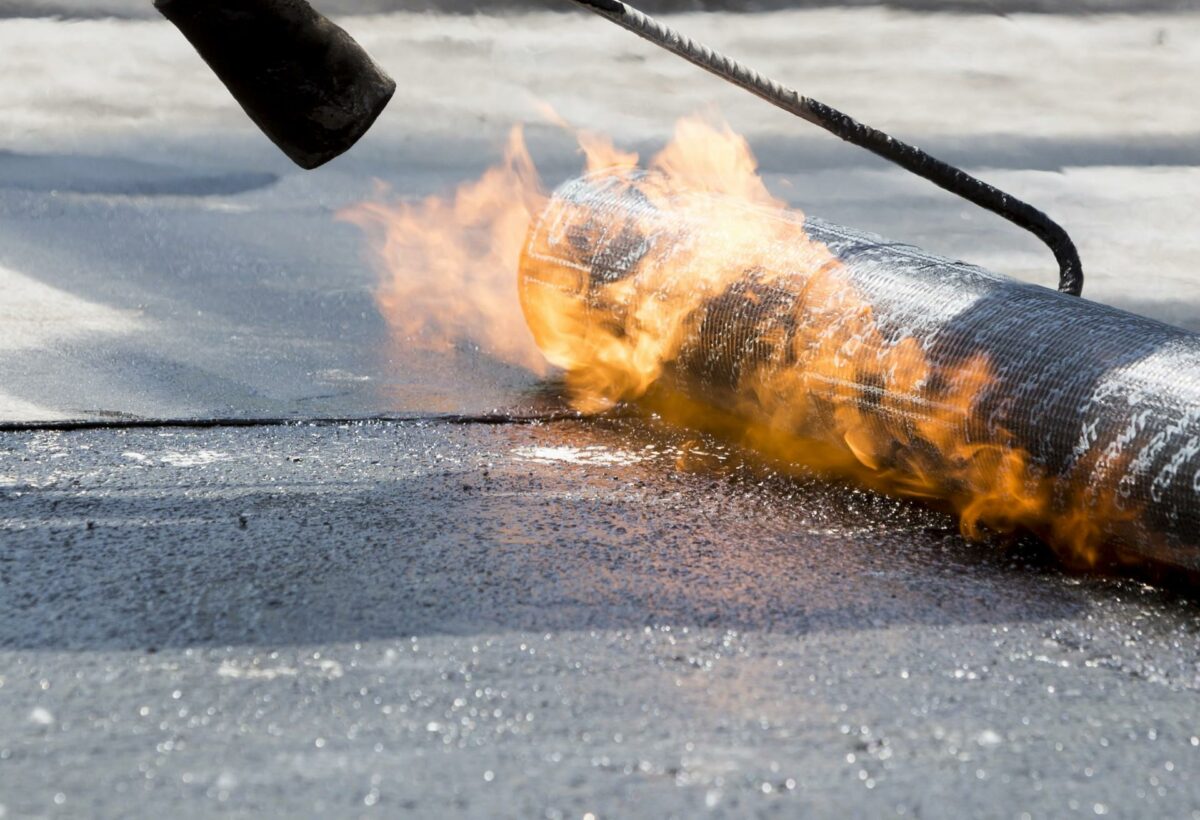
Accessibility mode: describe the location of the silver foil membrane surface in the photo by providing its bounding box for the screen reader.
[519,170,1200,571]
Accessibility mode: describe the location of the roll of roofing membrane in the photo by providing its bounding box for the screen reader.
[519,170,1200,572]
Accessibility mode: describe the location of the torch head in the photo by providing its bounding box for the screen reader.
[155,0,396,169]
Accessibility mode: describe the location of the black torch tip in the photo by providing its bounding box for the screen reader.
[156,0,396,169]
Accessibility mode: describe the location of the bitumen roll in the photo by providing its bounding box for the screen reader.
[519,169,1200,573]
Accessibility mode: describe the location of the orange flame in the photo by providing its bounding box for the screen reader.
[338,125,547,373]
[343,112,1135,568]
[336,105,641,374]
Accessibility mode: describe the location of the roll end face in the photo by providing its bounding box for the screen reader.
[156,0,396,169]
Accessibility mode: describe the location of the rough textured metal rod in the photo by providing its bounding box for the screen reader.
[520,172,1200,572]
[570,0,1084,296]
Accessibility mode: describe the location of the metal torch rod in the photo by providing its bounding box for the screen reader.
[569,0,1084,297]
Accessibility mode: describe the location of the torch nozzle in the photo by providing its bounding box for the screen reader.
[156,0,395,170]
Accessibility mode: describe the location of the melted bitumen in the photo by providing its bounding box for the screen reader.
[3,418,1200,817]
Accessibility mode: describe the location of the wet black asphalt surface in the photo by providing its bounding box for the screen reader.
[5,419,1200,817]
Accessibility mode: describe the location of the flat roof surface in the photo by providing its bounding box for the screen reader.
[2,7,1199,817]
